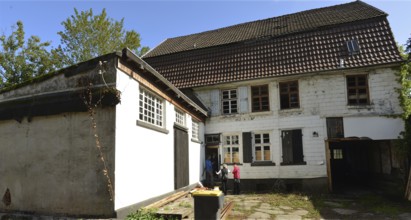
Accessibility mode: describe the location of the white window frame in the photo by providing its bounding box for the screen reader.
[138,88,164,128]
[175,108,186,127]
[253,132,271,162]
[221,89,238,114]
[192,120,200,141]
[223,134,240,164]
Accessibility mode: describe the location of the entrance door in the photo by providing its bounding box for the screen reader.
[174,126,189,189]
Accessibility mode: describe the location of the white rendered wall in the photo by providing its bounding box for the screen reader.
[344,117,403,140]
[196,67,403,180]
[114,69,203,210]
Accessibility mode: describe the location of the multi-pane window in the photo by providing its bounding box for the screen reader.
[192,121,199,140]
[221,89,238,114]
[346,75,369,105]
[333,149,343,159]
[205,134,220,146]
[251,85,269,112]
[326,117,344,139]
[254,133,271,161]
[279,81,299,109]
[223,135,240,163]
[175,109,186,126]
[139,88,164,127]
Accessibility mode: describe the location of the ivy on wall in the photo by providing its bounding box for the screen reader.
[78,74,121,202]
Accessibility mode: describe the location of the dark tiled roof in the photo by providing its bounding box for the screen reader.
[143,1,402,89]
[144,1,386,58]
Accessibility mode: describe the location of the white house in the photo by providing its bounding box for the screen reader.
[0,49,208,218]
[143,0,405,192]
[0,0,407,218]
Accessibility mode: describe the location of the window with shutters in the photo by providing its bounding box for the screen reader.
[251,85,270,112]
[254,133,271,162]
[346,75,369,105]
[221,89,238,114]
[279,81,299,109]
[281,129,306,165]
[223,135,240,164]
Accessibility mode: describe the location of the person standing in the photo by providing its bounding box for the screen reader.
[204,156,214,187]
[216,164,229,195]
[232,163,240,195]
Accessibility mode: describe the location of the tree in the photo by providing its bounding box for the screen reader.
[0,21,63,89]
[397,36,411,200]
[58,8,149,66]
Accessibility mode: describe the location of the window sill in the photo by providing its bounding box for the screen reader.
[279,108,303,115]
[249,110,273,117]
[347,104,372,110]
[173,123,188,131]
[280,161,307,166]
[224,163,243,166]
[137,120,169,134]
[191,138,201,144]
[251,161,276,166]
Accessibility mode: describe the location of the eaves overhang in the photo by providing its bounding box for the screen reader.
[120,48,209,118]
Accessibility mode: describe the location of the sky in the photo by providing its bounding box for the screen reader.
[0,0,410,52]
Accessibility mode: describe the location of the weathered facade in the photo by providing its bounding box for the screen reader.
[0,49,207,218]
[143,1,405,192]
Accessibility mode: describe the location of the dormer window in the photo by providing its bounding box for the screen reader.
[346,39,360,55]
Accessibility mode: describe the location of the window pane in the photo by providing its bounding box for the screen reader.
[255,134,261,144]
[263,134,270,143]
[232,135,239,144]
[255,147,262,161]
[233,147,240,163]
[264,146,271,161]
[224,148,231,163]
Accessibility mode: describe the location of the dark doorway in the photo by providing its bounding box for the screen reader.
[328,139,393,192]
[174,126,189,189]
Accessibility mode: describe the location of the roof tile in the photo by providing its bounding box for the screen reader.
[144,1,402,88]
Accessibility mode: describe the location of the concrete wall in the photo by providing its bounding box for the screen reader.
[0,109,116,217]
[114,68,203,211]
[195,67,403,181]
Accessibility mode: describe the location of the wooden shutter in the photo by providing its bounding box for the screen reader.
[281,130,293,164]
[242,132,253,163]
[292,129,304,163]
[238,86,248,113]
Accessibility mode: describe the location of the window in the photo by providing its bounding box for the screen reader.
[279,81,299,109]
[254,133,271,161]
[192,121,199,141]
[346,39,360,55]
[326,117,344,139]
[251,85,269,112]
[333,149,343,159]
[346,75,369,105]
[175,109,186,127]
[223,135,240,163]
[221,89,238,114]
[205,134,220,146]
[139,88,164,127]
[281,129,306,165]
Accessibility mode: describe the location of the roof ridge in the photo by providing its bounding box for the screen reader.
[144,0,388,58]
[164,0,384,43]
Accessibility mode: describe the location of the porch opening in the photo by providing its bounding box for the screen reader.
[327,138,404,196]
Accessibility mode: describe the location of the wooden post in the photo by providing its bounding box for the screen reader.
[405,164,411,201]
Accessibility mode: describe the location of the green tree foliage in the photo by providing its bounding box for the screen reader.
[0,21,63,89]
[58,8,149,66]
[397,37,411,159]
